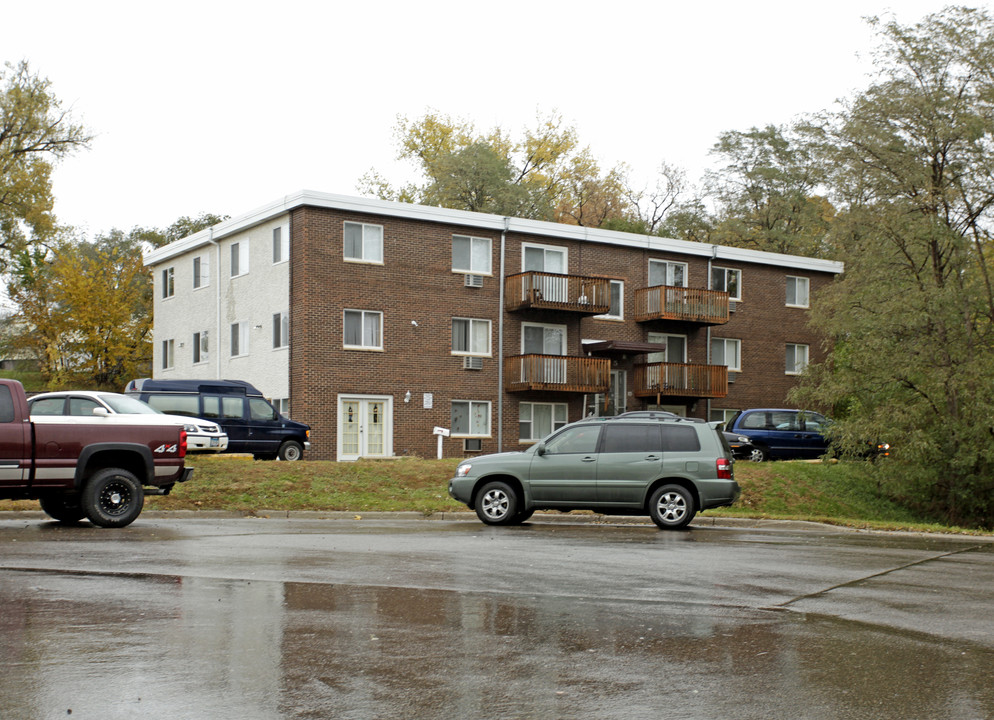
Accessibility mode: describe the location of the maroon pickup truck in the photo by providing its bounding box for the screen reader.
[0,379,193,528]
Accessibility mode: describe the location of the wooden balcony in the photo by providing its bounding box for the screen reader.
[505,272,613,314]
[505,355,611,393]
[634,285,729,325]
[633,362,729,399]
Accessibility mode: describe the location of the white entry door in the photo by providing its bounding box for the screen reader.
[338,395,393,461]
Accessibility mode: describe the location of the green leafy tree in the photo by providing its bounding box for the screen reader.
[0,61,91,269]
[705,124,835,257]
[792,6,994,527]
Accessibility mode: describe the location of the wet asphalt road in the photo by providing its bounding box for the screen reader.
[1,513,993,720]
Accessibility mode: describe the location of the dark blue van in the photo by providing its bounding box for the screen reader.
[125,379,310,461]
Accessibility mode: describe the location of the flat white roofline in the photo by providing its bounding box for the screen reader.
[144,190,845,275]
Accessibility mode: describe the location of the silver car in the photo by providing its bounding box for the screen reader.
[27,391,229,452]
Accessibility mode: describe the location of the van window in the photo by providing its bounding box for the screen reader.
[661,425,701,452]
[600,424,660,453]
[200,396,243,419]
[146,394,201,417]
[249,397,277,421]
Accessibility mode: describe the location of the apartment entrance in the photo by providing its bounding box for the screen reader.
[337,395,393,461]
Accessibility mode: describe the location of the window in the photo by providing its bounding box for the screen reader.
[787,276,809,307]
[161,339,174,370]
[344,222,383,263]
[193,330,209,364]
[596,280,624,320]
[162,267,175,299]
[451,400,490,437]
[519,402,567,442]
[786,343,809,375]
[600,424,661,453]
[451,318,491,355]
[68,397,102,417]
[274,398,290,416]
[543,424,600,454]
[452,235,492,274]
[230,322,249,357]
[249,397,277,421]
[193,255,210,289]
[523,243,567,274]
[711,266,742,300]
[711,338,742,372]
[648,259,687,287]
[647,333,686,363]
[231,240,249,277]
[344,310,382,350]
[709,408,740,424]
[273,311,289,349]
[272,224,290,264]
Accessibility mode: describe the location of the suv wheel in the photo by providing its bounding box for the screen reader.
[475,481,520,525]
[649,484,696,530]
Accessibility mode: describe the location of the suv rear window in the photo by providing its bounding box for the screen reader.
[600,424,661,453]
[662,425,701,452]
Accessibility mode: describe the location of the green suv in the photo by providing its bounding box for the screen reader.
[448,414,740,529]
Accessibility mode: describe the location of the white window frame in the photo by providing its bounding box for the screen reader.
[452,235,492,275]
[647,332,688,363]
[273,311,289,350]
[272,224,290,265]
[161,339,174,370]
[595,280,624,320]
[343,309,383,351]
[519,402,568,443]
[230,240,249,278]
[522,242,568,273]
[521,322,567,356]
[344,222,384,264]
[451,317,491,356]
[648,259,688,288]
[162,267,175,299]
[230,322,249,358]
[451,400,491,438]
[711,337,742,372]
[710,408,740,424]
[786,343,809,375]
[786,276,810,308]
[712,266,742,301]
[193,330,209,365]
[192,255,210,290]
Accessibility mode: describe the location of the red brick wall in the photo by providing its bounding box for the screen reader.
[290,206,837,460]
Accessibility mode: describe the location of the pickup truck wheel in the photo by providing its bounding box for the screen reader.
[278,441,304,461]
[39,494,85,524]
[81,468,145,528]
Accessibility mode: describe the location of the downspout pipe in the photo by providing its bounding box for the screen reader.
[209,227,221,379]
[498,218,509,452]
[706,244,718,422]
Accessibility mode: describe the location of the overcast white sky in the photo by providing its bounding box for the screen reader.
[6,0,986,235]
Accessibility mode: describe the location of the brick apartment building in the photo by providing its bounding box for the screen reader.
[145,190,843,461]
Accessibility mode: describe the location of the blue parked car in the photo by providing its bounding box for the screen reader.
[725,409,830,462]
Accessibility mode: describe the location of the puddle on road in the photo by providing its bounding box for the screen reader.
[2,568,992,720]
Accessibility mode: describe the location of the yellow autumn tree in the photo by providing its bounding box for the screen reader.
[6,235,152,389]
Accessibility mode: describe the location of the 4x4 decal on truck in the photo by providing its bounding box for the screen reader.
[154,444,179,454]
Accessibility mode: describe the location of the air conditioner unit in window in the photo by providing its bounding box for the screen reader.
[729,300,738,313]
[463,356,484,370]
[464,438,482,452]
[727,372,738,383]
[464,274,484,288]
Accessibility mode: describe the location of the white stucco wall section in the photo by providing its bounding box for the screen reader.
[151,215,291,404]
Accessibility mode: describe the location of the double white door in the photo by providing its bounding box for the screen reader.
[338,395,392,461]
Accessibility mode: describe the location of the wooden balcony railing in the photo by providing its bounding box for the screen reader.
[634,285,729,325]
[504,355,611,393]
[633,362,729,399]
[505,272,613,314]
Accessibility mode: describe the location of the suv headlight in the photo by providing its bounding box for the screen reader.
[183,423,198,433]
[456,463,472,477]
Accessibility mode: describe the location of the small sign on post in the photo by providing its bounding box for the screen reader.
[433,426,450,459]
